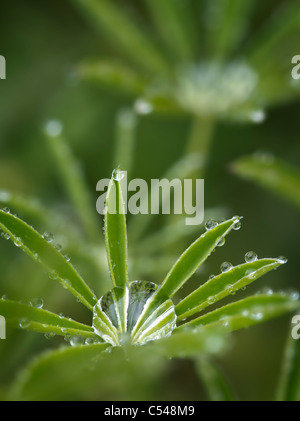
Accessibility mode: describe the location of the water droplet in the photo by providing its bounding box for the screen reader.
[45,120,63,137]
[1,294,8,300]
[49,270,58,280]
[207,296,215,304]
[43,232,54,243]
[54,244,62,252]
[64,254,71,262]
[30,298,44,309]
[277,256,288,264]
[245,268,256,279]
[85,337,96,345]
[44,332,56,340]
[14,237,22,247]
[59,313,65,319]
[1,232,10,240]
[245,251,258,263]
[112,169,125,181]
[289,290,299,301]
[19,318,30,329]
[250,109,266,124]
[216,237,225,247]
[220,262,233,273]
[2,207,10,213]
[70,335,84,347]
[209,274,215,280]
[250,312,263,321]
[134,99,153,115]
[262,287,273,296]
[233,221,241,230]
[205,219,218,231]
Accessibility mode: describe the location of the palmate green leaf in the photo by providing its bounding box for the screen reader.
[71,0,170,76]
[231,154,300,210]
[176,294,299,333]
[0,210,97,310]
[0,299,95,338]
[144,0,196,62]
[176,258,283,321]
[104,170,129,288]
[77,60,147,97]
[160,217,242,298]
[195,356,235,401]
[277,321,300,401]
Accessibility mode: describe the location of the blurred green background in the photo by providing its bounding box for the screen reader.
[0,0,300,401]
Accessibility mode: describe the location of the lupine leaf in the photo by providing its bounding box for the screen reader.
[8,344,166,401]
[45,128,100,243]
[160,217,242,298]
[0,298,95,338]
[276,317,300,401]
[176,258,283,321]
[144,0,196,62]
[176,294,299,333]
[77,59,147,96]
[150,325,227,359]
[195,356,235,401]
[71,0,170,76]
[104,170,129,288]
[231,154,300,210]
[0,210,97,310]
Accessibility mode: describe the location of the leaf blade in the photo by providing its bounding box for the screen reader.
[176,294,299,333]
[176,258,283,321]
[104,170,129,288]
[231,154,300,210]
[0,210,97,310]
[160,216,242,298]
[0,299,95,338]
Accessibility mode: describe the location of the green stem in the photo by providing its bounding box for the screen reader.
[186,116,215,176]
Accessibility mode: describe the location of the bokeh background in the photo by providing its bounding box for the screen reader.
[0,0,300,401]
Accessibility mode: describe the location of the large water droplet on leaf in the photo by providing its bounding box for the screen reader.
[92,281,176,346]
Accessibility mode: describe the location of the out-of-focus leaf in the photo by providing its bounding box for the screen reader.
[195,355,235,401]
[128,152,205,242]
[204,0,254,59]
[144,0,196,62]
[72,0,170,76]
[231,154,300,210]
[77,60,147,96]
[247,1,300,104]
[248,1,300,69]
[0,299,95,338]
[277,317,300,401]
[8,344,168,401]
[149,326,228,359]
[176,294,299,332]
[45,128,100,243]
[176,258,284,321]
[0,210,97,310]
[113,108,137,178]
